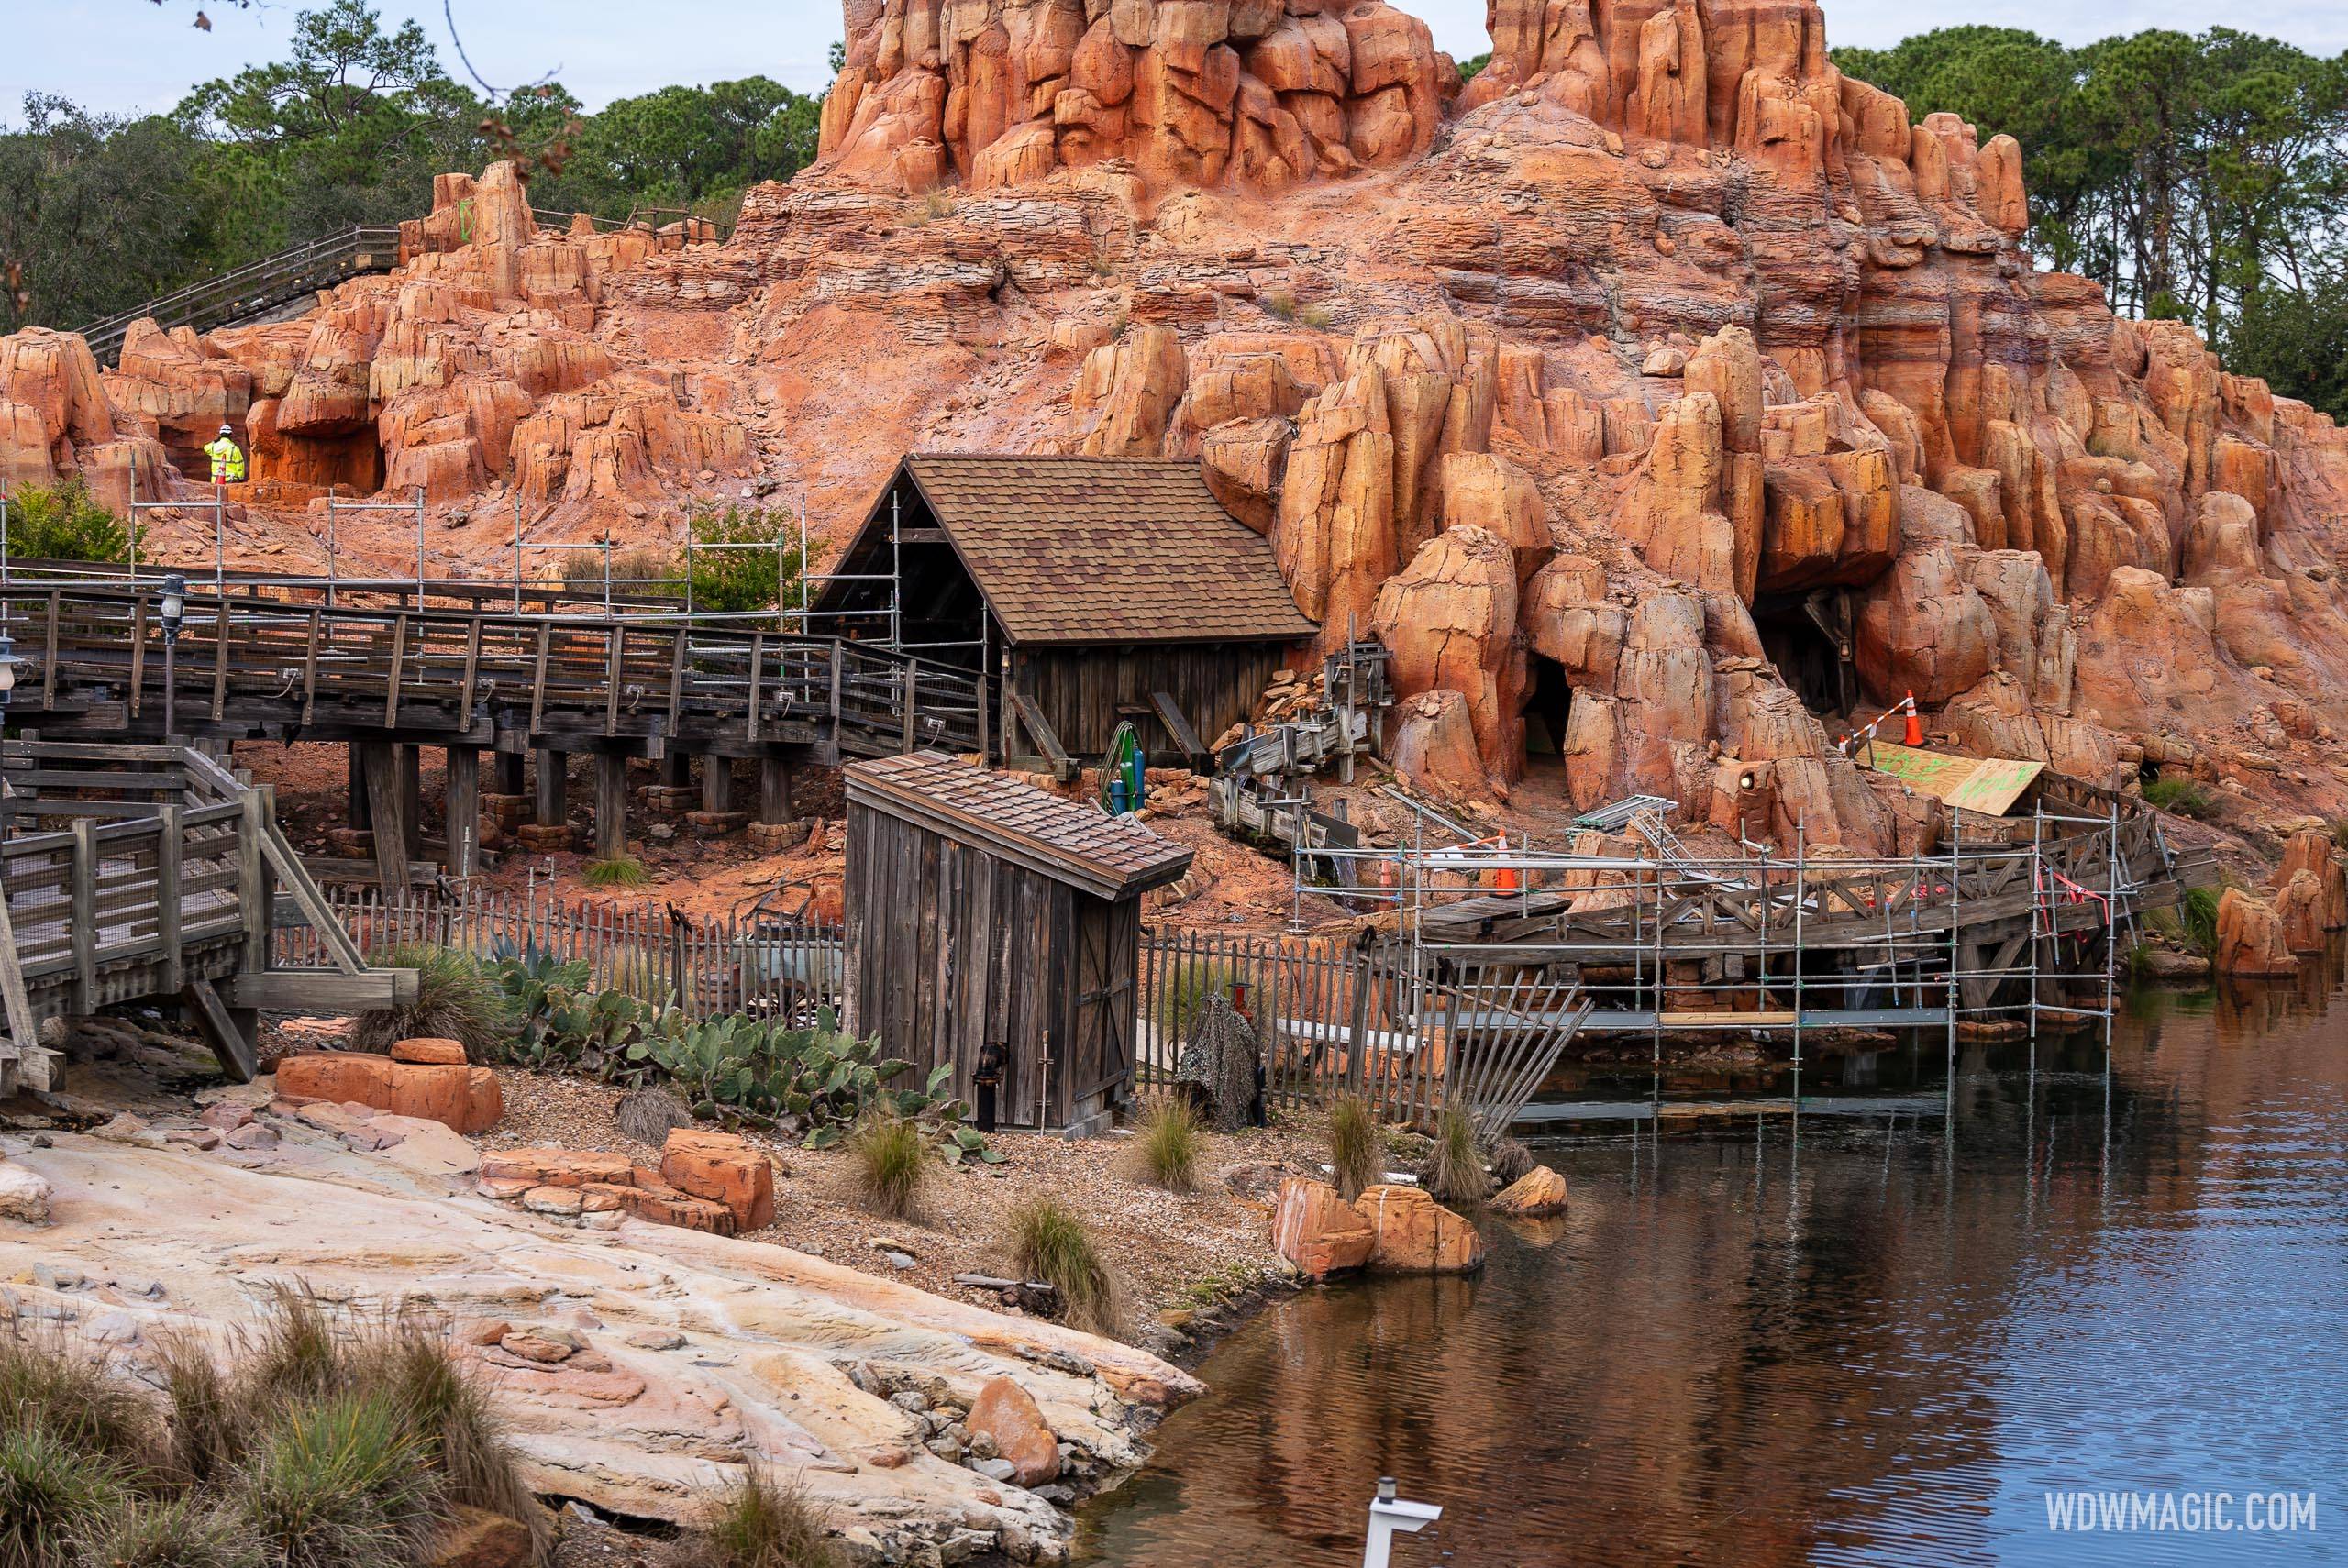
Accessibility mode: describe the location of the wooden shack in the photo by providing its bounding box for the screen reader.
[842,751,1193,1132]
[809,455,1319,776]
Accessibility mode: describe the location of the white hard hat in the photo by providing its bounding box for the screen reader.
[218,424,233,436]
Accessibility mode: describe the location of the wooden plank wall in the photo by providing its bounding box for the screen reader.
[1015,642,1290,759]
[845,799,1139,1129]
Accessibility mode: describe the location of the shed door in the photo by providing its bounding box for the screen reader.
[1065,898,1137,1123]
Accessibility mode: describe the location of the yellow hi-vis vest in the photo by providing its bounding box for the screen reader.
[204,436,246,483]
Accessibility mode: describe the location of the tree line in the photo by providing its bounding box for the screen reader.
[4,11,2341,422]
[0,0,829,334]
[1835,25,2348,419]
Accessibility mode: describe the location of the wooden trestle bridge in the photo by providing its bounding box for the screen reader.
[0,739,413,1097]
[0,575,987,891]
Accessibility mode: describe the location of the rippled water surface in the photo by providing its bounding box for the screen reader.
[1073,967,2348,1566]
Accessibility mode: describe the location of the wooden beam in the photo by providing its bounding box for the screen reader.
[594,752,629,860]
[211,602,230,720]
[182,977,258,1083]
[360,741,410,891]
[223,968,416,1011]
[383,613,407,726]
[1007,691,1072,780]
[759,756,794,825]
[156,802,183,995]
[533,747,567,828]
[703,755,735,814]
[1149,690,1206,760]
[69,818,97,1013]
[445,745,480,878]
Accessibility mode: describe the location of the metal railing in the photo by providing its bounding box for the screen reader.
[74,226,404,365]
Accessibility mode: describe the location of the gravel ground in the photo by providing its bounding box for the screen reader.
[482,1067,1329,1338]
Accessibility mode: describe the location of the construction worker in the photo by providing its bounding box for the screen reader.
[203,424,247,485]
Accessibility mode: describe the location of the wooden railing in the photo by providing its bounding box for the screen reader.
[0,583,986,756]
[74,226,404,365]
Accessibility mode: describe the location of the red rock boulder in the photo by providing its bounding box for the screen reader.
[1270,1176,1374,1281]
[1358,1183,1483,1274]
[967,1375,1062,1487]
[2214,889,2297,977]
[275,1052,502,1133]
[659,1128,775,1232]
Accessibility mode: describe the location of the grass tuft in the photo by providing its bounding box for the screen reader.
[1127,1097,1203,1194]
[1327,1094,1380,1202]
[230,1389,442,1568]
[1424,1105,1492,1209]
[353,944,505,1057]
[0,1420,134,1568]
[847,1111,927,1221]
[583,854,655,889]
[684,1466,843,1568]
[1002,1197,1127,1341]
[0,1318,161,1472]
[2182,885,2222,955]
[83,1496,262,1568]
[2143,776,2218,820]
[1487,1135,1536,1188]
[155,1328,246,1487]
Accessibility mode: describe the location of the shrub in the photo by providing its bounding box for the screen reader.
[1327,1094,1379,1202]
[2333,818,2348,853]
[686,1466,841,1568]
[1127,1097,1202,1193]
[1002,1198,1126,1340]
[353,944,504,1058]
[3,477,137,564]
[2143,776,2217,820]
[583,854,654,889]
[1262,292,1298,321]
[484,943,593,1056]
[847,1111,928,1220]
[682,503,804,616]
[230,1390,442,1568]
[1424,1106,1491,1209]
[83,1497,261,1568]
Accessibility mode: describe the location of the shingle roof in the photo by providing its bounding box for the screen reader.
[900,454,1319,647]
[844,751,1193,900]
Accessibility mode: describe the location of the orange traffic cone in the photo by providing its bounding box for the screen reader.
[1902,693,1924,746]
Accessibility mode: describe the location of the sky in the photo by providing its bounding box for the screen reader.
[7,0,2346,123]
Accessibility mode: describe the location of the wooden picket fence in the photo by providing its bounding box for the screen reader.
[271,887,1562,1126]
[274,885,845,1023]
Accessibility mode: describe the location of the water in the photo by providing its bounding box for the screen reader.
[1074,966,2348,1566]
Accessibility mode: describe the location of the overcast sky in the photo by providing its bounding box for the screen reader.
[8,0,2345,122]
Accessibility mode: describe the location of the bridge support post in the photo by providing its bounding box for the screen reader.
[358,741,409,893]
[494,751,526,796]
[748,757,802,852]
[703,757,736,815]
[594,754,630,861]
[524,747,570,852]
[397,745,422,856]
[445,747,479,878]
[348,748,372,831]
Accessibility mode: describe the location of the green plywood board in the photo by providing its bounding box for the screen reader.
[1864,742,2043,815]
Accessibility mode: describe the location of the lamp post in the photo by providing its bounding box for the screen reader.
[1361,1477,1440,1568]
[160,573,186,744]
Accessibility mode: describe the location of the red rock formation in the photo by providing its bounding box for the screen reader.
[2215,888,2298,977]
[6,0,2348,846]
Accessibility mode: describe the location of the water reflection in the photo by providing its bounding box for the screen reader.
[1075,963,2348,1566]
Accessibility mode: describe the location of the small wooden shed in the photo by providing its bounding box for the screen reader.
[809,455,1319,774]
[842,751,1193,1132]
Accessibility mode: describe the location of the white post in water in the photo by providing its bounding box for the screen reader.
[1362,1477,1440,1568]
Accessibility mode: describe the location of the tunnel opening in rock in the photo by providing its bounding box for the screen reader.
[1752,591,1854,723]
[1523,654,1573,759]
